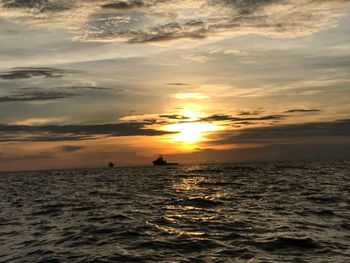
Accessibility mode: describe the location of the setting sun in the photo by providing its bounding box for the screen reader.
[162,109,220,144]
[165,122,217,144]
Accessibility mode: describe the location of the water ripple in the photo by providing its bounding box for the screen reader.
[0,161,349,262]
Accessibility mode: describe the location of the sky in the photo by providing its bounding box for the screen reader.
[0,0,349,171]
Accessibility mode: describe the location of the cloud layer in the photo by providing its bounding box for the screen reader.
[0,67,71,79]
[0,122,175,142]
[211,119,350,145]
[0,90,77,103]
[1,0,349,43]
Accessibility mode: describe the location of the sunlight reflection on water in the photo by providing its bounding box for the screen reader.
[0,161,349,262]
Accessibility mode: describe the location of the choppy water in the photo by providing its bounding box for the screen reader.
[0,161,350,262]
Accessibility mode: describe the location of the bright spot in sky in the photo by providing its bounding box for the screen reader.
[166,122,217,143]
[181,109,200,121]
[161,109,220,147]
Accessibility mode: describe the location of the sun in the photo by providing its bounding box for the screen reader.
[162,109,218,145]
[166,122,217,143]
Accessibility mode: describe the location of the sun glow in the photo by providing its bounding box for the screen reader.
[159,107,222,148]
[166,122,217,143]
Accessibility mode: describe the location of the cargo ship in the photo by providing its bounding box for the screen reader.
[153,156,179,166]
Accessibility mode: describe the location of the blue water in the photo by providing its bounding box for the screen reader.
[0,161,349,262]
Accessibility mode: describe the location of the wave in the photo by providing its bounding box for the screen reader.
[169,197,223,208]
[255,236,320,251]
[187,168,224,174]
[1,161,349,262]
[224,166,256,171]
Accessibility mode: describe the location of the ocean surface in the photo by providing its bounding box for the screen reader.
[0,161,349,262]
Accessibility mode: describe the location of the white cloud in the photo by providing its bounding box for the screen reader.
[11,117,70,126]
[182,54,209,63]
[209,48,240,55]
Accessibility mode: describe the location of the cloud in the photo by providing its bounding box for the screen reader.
[168,140,350,163]
[0,67,74,79]
[60,85,110,91]
[223,49,240,55]
[167,83,190,86]
[211,119,350,145]
[0,91,77,103]
[1,0,73,11]
[182,54,209,63]
[120,113,194,125]
[120,20,207,43]
[12,117,70,126]
[159,114,190,120]
[0,121,176,142]
[201,114,285,122]
[237,110,264,116]
[2,0,348,43]
[62,145,85,152]
[101,0,147,10]
[209,48,240,55]
[120,111,287,127]
[284,109,321,113]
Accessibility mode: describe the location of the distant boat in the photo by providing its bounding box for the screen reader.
[153,156,179,166]
[108,162,114,168]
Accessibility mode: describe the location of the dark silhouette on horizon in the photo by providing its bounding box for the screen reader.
[153,156,179,166]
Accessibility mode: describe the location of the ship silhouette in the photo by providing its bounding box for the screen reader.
[153,156,179,166]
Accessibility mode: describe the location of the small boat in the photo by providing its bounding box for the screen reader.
[153,156,179,166]
[108,162,114,168]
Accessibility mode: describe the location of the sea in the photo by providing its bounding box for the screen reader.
[0,161,349,262]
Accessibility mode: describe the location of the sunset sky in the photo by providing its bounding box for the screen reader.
[0,0,349,171]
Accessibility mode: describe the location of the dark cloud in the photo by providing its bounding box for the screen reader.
[159,114,190,120]
[209,0,283,15]
[168,140,350,163]
[201,114,285,122]
[123,112,281,126]
[235,121,255,125]
[0,67,74,80]
[0,91,77,103]
[167,83,190,86]
[0,122,176,142]
[211,119,350,145]
[61,86,109,90]
[166,118,350,162]
[0,83,109,103]
[284,109,321,113]
[237,110,264,116]
[1,0,72,11]
[62,145,85,152]
[119,20,207,43]
[0,134,94,143]
[18,86,109,91]
[101,0,147,9]
[142,118,158,125]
